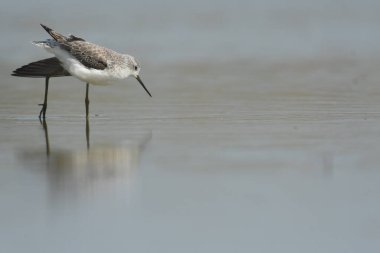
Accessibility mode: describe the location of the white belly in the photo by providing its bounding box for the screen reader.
[50,47,116,85]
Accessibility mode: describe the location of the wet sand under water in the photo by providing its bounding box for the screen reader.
[1,55,380,252]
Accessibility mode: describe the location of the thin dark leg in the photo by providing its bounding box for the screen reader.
[86,117,90,150]
[39,77,49,120]
[41,118,50,156]
[85,83,90,118]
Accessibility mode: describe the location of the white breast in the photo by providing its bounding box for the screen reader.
[48,46,117,85]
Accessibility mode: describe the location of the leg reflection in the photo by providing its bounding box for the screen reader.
[85,83,90,118]
[20,117,151,207]
[40,118,50,156]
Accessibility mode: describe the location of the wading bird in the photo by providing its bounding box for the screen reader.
[12,24,152,118]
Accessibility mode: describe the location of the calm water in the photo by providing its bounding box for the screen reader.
[1,1,380,252]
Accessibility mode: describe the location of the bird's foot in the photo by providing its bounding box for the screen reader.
[38,103,47,120]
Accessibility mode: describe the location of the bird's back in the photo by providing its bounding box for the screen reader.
[39,24,125,71]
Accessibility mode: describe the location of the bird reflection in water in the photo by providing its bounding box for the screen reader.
[24,118,151,206]
[40,116,90,156]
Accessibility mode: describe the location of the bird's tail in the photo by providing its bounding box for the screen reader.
[32,39,59,52]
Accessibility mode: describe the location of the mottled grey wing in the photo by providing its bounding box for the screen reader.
[60,41,108,70]
[12,57,70,78]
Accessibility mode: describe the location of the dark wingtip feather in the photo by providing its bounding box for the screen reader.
[39,24,66,42]
[68,35,85,42]
[12,57,70,78]
[40,24,51,32]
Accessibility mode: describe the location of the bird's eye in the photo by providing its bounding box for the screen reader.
[134,66,138,71]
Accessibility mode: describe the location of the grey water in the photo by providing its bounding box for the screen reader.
[1,1,380,252]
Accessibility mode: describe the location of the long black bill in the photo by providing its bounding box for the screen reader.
[136,75,152,97]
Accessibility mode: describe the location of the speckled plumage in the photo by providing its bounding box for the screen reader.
[36,25,133,74]
[34,24,150,96]
[11,24,151,119]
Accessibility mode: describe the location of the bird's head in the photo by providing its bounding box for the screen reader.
[124,55,151,97]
